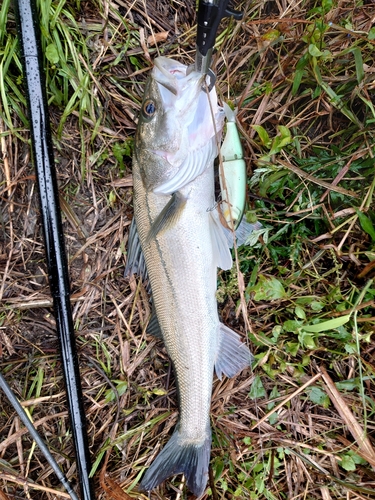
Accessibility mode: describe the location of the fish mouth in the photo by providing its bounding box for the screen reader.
[145,56,223,194]
[148,57,207,172]
[153,57,204,100]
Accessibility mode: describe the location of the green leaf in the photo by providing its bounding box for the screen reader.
[295,306,306,320]
[104,380,128,403]
[268,386,280,409]
[335,379,359,391]
[335,376,373,391]
[339,455,356,471]
[152,388,167,396]
[271,325,282,343]
[356,210,375,242]
[249,375,266,400]
[250,275,287,301]
[310,301,324,311]
[345,343,357,354]
[368,27,375,40]
[255,474,265,493]
[130,55,141,68]
[292,68,304,95]
[322,0,333,13]
[277,125,291,139]
[292,54,309,95]
[252,125,271,147]
[285,342,299,356]
[308,44,324,57]
[302,315,351,332]
[269,127,292,155]
[259,170,289,197]
[268,412,278,425]
[351,47,364,84]
[347,450,367,465]
[113,141,133,171]
[308,387,330,408]
[213,458,225,480]
[269,136,281,155]
[45,43,59,64]
[283,319,303,333]
[262,29,280,41]
[298,331,316,349]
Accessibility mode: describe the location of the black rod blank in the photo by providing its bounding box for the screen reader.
[14,1,95,498]
[0,372,80,500]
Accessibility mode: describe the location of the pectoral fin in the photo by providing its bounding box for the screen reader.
[153,136,217,195]
[146,192,187,243]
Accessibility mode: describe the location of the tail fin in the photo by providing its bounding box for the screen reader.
[140,426,211,497]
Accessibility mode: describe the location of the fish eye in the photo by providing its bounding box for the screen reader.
[142,99,156,118]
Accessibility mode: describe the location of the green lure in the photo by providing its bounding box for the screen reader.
[219,103,247,229]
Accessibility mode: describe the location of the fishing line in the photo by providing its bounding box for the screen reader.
[204,80,248,328]
[205,74,268,484]
[141,0,161,59]
[0,371,79,500]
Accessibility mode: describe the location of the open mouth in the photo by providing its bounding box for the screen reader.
[153,57,204,99]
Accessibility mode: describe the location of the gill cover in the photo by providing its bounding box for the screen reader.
[136,56,224,194]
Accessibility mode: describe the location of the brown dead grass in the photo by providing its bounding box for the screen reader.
[1,0,375,499]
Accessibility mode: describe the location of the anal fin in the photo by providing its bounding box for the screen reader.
[215,323,253,380]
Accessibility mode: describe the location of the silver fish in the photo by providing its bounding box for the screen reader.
[128,56,252,497]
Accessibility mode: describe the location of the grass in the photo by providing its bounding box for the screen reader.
[1,0,375,498]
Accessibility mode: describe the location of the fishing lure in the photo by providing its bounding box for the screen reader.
[219,103,247,229]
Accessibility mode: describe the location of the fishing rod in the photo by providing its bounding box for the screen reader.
[195,0,243,75]
[0,372,79,500]
[195,0,248,229]
[13,1,95,498]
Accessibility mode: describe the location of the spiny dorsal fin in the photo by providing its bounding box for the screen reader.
[146,306,163,339]
[124,218,148,280]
